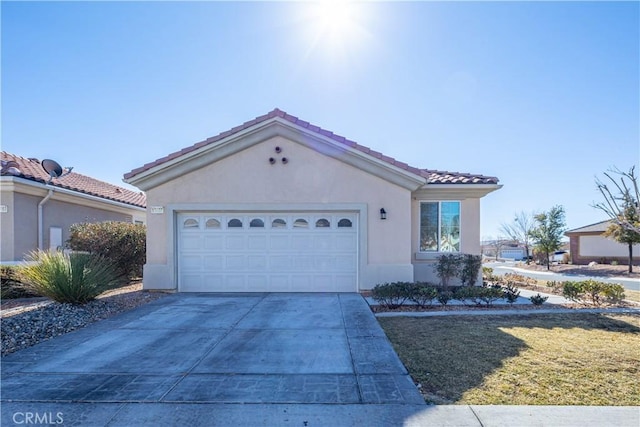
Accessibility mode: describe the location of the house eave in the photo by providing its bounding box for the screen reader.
[124,118,427,192]
[413,183,503,199]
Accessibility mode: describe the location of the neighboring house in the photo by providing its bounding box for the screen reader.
[480,240,526,260]
[565,220,640,265]
[500,243,527,260]
[1,152,147,263]
[124,109,502,292]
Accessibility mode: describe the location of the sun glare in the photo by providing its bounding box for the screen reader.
[307,0,366,52]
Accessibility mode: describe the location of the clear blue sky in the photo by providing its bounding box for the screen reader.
[2,1,638,239]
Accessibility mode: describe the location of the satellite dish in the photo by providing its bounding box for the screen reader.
[41,159,73,183]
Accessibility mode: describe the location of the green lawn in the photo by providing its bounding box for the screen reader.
[379,313,640,405]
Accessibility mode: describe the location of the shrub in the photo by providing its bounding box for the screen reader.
[437,290,452,306]
[611,260,619,266]
[371,282,412,309]
[1,265,38,299]
[562,252,571,264]
[561,280,625,306]
[460,254,483,287]
[530,293,548,306]
[67,221,146,279]
[562,281,583,302]
[478,286,504,306]
[603,283,626,304]
[435,254,462,289]
[482,266,494,277]
[453,286,503,306]
[18,250,122,304]
[408,283,439,308]
[502,282,521,305]
[546,280,562,293]
[453,286,475,306]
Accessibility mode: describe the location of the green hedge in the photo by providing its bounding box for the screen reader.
[67,221,146,280]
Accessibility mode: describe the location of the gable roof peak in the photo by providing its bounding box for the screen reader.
[124,109,500,188]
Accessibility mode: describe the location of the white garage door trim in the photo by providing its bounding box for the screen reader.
[176,208,362,292]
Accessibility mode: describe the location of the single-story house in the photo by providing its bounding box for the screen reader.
[1,151,147,263]
[124,109,501,292]
[565,220,640,265]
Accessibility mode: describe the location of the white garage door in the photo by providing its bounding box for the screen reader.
[178,212,358,292]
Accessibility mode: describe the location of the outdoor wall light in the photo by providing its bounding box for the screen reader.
[380,208,387,220]
[269,157,276,164]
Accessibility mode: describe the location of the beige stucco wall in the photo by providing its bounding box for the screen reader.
[1,190,16,261]
[580,235,640,257]
[144,135,415,290]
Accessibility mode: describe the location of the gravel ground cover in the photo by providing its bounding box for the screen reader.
[1,283,168,356]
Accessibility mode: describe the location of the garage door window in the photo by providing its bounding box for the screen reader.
[228,218,243,228]
[183,218,199,229]
[338,218,352,228]
[293,218,309,228]
[272,218,287,229]
[315,218,330,228]
[205,218,221,229]
[250,218,265,228]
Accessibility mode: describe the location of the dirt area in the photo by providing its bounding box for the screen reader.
[514,262,640,278]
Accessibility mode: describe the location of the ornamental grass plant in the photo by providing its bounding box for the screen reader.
[19,250,122,304]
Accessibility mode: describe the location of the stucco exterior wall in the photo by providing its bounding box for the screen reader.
[2,189,134,262]
[144,135,414,290]
[579,235,640,257]
[1,191,16,261]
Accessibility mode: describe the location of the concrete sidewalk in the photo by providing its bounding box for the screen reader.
[1,402,638,426]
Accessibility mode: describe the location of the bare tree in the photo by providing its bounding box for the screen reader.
[482,236,509,260]
[500,211,535,263]
[594,166,640,234]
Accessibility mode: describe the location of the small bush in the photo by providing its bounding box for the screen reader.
[408,283,439,308]
[19,250,122,304]
[67,221,146,279]
[453,286,503,306]
[546,280,563,293]
[530,293,548,306]
[482,266,494,277]
[437,290,453,306]
[603,283,626,304]
[371,282,412,309]
[610,260,619,266]
[561,279,626,306]
[562,281,583,302]
[435,254,461,289]
[502,282,521,305]
[460,254,483,287]
[1,265,38,299]
[562,252,571,264]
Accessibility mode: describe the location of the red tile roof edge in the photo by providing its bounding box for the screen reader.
[123,108,499,186]
[1,152,147,208]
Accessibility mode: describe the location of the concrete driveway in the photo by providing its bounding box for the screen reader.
[1,293,428,426]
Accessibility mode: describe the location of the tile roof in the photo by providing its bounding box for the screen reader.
[565,220,611,234]
[1,151,146,208]
[124,108,499,186]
